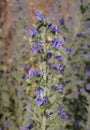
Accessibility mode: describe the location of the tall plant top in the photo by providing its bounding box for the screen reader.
[23,9,90,130]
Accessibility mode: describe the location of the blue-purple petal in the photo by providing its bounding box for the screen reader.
[35,10,44,21]
[35,96,43,106]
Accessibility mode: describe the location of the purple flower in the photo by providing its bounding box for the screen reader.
[27,124,33,129]
[46,52,52,58]
[22,50,28,56]
[46,112,54,118]
[0,128,2,130]
[35,96,43,106]
[53,64,64,72]
[86,67,90,76]
[67,16,72,20]
[3,120,10,127]
[51,86,57,90]
[86,83,90,90]
[75,120,81,127]
[86,54,90,59]
[74,91,79,97]
[25,105,30,111]
[35,10,44,21]
[65,48,72,54]
[63,36,68,41]
[47,23,52,28]
[52,38,62,49]
[31,46,38,53]
[29,28,38,37]
[82,45,88,49]
[31,42,40,53]
[72,66,80,71]
[52,64,57,70]
[67,116,72,122]
[58,105,65,113]
[43,95,48,104]
[76,33,83,38]
[50,25,59,33]
[80,88,85,93]
[80,80,86,84]
[58,106,68,119]
[56,84,63,92]
[26,68,37,78]
[56,64,63,71]
[34,87,44,95]
[21,125,28,130]
[86,29,90,34]
[49,112,53,116]
[58,112,68,119]
[59,36,64,43]
[29,68,37,76]
[66,80,71,84]
[48,63,59,71]
[86,23,90,28]
[55,55,62,60]
[31,42,43,54]
[59,18,64,24]
[80,0,83,3]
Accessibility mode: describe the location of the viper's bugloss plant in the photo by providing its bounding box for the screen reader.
[23,2,90,130]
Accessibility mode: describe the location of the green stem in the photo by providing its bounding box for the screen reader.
[41,115,46,130]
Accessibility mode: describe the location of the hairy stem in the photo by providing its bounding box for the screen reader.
[41,115,46,130]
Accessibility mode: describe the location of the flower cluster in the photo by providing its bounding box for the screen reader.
[57,105,72,124]
[24,8,89,130]
[34,87,48,106]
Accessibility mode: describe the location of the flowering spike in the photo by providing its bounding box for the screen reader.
[35,10,44,21]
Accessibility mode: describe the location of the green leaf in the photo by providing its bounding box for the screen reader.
[31,34,41,42]
[80,5,87,14]
[34,21,43,29]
